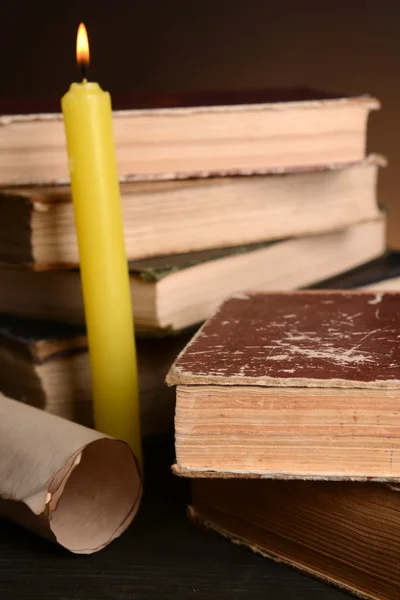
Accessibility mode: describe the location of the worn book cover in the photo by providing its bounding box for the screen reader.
[190,477,400,600]
[167,290,400,388]
[168,291,400,479]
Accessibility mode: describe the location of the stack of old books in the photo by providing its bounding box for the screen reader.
[0,88,386,435]
[166,290,400,600]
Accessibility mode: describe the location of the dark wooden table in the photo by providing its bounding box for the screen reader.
[0,436,351,600]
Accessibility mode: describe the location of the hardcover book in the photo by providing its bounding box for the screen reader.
[316,251,400,291]
[167,289,400,479]
[0,315,192,435]
[190,478,400,600]
[0,89,379,186]
[0,156,382,268]
[0,218,385,332]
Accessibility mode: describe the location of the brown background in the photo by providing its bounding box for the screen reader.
[1,0,399,247]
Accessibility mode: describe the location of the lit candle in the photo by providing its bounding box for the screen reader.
[61,23,141,466]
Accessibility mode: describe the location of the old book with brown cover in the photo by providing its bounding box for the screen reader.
[0,218,386,332]
[167,290,400,480]
[190,478,400,600]
[0,156,383,268]
[0,315,192,436]
[0,89,378,186]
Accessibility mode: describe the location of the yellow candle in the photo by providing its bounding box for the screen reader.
[61,23,141,466]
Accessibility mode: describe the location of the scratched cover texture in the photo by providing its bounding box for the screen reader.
[166,291,400,388]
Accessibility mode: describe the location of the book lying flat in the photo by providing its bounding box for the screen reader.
[0,89,378,186]
[0,218,385,332]
[0,156,382,268]
[190,478,400,600]
[0,315,192,436]
[167,288,400,480]
[361,276,400,290]
[315,252,400,291]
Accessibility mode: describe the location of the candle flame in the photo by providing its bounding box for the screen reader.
[76,23,90,71]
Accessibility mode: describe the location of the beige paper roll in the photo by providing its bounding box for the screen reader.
[0,392,142,553]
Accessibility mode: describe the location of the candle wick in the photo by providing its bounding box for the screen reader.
[80,63,88,83]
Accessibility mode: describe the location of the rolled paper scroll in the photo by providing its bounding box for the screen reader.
[0,392,142,553]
